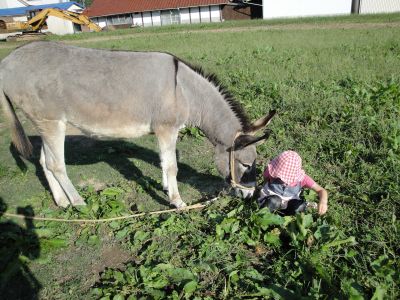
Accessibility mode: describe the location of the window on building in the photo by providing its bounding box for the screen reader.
[73,23,82,32]
[107,14,132,25]
[160,9,180,25]
[96,17,106,25]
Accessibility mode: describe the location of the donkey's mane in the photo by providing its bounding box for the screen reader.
[177,58,252,132]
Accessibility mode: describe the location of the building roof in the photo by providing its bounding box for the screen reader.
[0,2,82,17]
[85,0,228,17]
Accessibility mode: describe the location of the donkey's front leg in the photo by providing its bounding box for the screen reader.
[156,127,187,208]
[38,120,85,207]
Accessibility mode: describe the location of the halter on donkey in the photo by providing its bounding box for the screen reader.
[0,42,275,208]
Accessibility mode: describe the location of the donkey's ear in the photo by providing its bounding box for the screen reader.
[246,110,276,135]
[234,129,272,150]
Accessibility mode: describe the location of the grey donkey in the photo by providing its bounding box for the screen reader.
[0,42,275,208]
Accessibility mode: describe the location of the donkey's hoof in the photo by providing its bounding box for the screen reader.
[56,200,70,208]
[171,199,187,209]
[54,196,70,208]
[71,197,86,206]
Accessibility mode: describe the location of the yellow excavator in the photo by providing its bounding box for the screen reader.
[3,8,101,40]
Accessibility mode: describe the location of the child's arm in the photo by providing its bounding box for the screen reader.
[311,183,328,215]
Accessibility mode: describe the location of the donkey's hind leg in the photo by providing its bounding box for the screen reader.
[38,120,85,206]
[156,126,187,208]
[40,146,70,207]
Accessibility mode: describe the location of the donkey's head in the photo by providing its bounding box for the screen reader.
[215,110,276,199]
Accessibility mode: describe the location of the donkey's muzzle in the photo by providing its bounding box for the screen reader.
[234,182,256,199]
[237,188,254,199]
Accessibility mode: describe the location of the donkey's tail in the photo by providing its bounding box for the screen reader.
[0,90,33,158]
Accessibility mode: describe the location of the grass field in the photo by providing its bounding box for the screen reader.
[0,14,399,299]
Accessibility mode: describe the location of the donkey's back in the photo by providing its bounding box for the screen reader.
[0,41,184,139]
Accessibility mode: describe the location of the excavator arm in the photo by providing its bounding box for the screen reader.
[23,8,101,32]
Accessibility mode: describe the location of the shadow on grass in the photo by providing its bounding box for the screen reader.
[0,197,41,300]
[11,135,224,207]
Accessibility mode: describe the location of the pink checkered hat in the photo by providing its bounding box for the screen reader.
[267,151,305,185]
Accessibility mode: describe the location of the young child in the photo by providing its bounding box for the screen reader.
[258,150,328,215]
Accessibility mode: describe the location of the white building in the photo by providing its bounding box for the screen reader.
[262,0,400,19]
[85,0,230,28]
[357,0,400,14]
[262,0,352,19]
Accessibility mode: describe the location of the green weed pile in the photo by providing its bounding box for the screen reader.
[90,78,399,299]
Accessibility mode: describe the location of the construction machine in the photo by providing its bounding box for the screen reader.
[3,8,101,41]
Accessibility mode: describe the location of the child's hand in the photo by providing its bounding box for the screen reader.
[311,183,328,215]
[318,200,328,215]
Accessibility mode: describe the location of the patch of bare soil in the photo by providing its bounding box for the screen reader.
[90,244,132,280]
[77,177,107,191]
[54,241,132,292]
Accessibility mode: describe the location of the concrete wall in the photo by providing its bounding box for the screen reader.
[263,0,352,19]
[45,4,82,35]
[142,12,152,27]
[360,0,400,14]
[200,6,210,23]
[180,8,190,24]
[132,13,142,27]
[96,16,106,27]
[210,5,221,22]
[152,11,161,26]
[46,14,75,34]
[189,7,201,23]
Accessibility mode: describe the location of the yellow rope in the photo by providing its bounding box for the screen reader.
[1,198,218,223]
